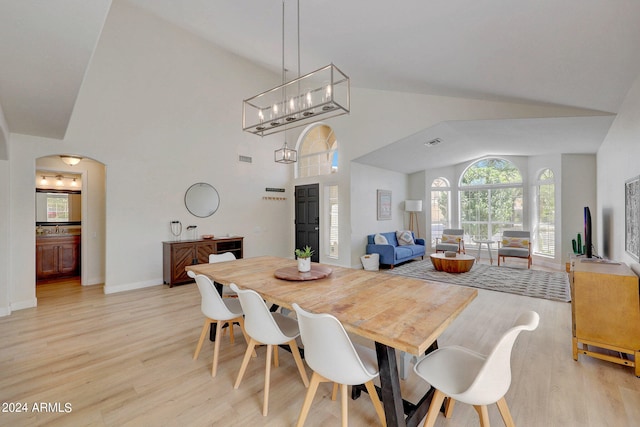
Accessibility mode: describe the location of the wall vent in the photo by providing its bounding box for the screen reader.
[239,155,252,163]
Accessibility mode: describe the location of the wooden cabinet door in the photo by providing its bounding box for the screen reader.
[37,244,59,279]
[58,242,80,275]
[196,242,217,264]
[172,243,196,284]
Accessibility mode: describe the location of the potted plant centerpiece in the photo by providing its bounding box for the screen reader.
[295,245,314,273]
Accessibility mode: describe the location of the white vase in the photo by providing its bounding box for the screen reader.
[297,257,311,272]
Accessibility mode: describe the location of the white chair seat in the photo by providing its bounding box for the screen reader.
[272,312,301,342]
[293,303,387,427]
[414,346,486,399]
[413,311,539,427]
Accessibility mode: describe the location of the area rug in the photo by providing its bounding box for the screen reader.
[386,259,570,302]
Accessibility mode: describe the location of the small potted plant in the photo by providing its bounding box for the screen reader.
[295,245,314,272]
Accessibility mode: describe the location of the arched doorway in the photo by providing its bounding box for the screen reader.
[35,155,106,291]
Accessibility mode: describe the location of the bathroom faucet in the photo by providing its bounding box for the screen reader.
[55,225,59,233]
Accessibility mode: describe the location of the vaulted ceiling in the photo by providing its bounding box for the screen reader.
[2,0,640,170]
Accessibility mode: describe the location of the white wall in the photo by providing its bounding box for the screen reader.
[598,70,640,268]
[4,0,293,309]
[350,163,408,268]
[0,160,9,315]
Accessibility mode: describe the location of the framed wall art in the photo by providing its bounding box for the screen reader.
[377,189,392,220]
[625,175,640,260]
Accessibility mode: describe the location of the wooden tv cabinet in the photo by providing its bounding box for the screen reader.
[162,237,243,287]
[570,259,640,376]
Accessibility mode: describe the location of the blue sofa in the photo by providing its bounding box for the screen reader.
[366,231,426,268]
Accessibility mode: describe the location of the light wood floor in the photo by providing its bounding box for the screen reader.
[2,261,640,427]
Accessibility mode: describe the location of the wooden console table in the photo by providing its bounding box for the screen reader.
[570,259,640,375]
[162,236,243,287]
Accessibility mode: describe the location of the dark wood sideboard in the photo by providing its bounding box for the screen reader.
[162,236,244,287]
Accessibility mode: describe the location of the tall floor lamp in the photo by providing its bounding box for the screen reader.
[405,200,423,238]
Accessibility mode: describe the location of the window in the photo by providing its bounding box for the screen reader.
[328,185,339,258]
[297,124,337,178]
[535,169,555,256]
[47,194,69,221]
[459,158,523,242]
[430,178,450,247]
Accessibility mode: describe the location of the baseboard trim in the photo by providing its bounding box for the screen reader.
[103,278,162,294]
[10,298,37,312]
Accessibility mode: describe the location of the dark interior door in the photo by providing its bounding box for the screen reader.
[295,184,320,262]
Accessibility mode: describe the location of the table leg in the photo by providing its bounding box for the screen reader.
[476,243,483,263]
[375,342,405,427]
[488,243,493,265]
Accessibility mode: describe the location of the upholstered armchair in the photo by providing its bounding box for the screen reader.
[497,230,532,269]
[435,229,465,254]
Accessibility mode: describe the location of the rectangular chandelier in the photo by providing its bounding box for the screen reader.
[243,63,349,137]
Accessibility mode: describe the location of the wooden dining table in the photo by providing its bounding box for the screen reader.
[186,256,477,427]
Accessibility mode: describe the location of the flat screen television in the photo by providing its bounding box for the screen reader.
[584,206,592,258]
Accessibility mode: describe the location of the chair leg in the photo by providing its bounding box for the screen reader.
[331,382,339,401]
[340,383,348,427]
[263,344,273,416]
[444,397,456,418]
[473,405,490,427]
[228,322,235,343]
[211,320,225,377]
[289,340,310,387]
[422,389,446,427]
[273,344,279,368]
[193,318,212,360]
[234,338,257,389]
[496,397,515,427]
[295,372,323,427]
[364,380,387,427]
[236,317,257,357]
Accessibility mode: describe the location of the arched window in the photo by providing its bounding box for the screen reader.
[297,124,337,178]
[535,168,555,256]
[459,158,523,242]
[430,178,450,247]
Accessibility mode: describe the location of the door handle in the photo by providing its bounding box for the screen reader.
[314,227,319,231]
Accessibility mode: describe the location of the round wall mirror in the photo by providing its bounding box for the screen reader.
[184,183,220,218]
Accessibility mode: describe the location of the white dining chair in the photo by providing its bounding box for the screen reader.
[230,283,309,416]
[413,311,540,427]
[208,252,237,297]
[292,303,387,427]
[192,274,250,377]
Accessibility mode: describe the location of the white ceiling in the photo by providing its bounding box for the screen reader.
[2,0,640,169]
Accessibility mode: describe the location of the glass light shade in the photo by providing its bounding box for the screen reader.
[275,142,297,164]
[405,200,423,212]
[60,155,82,166]
[243,63,350,137]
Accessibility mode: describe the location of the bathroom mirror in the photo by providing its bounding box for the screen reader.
[184,183,220,218]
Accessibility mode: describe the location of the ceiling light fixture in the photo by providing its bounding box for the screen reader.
[243,0,350,137]
[60,155,82,166]
[274,141,298,164]
[425,138,443,147]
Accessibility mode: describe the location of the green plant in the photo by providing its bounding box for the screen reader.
[295,245,314,259]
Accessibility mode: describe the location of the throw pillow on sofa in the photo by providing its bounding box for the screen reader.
[396,230,415,246]
[374,233,389,244]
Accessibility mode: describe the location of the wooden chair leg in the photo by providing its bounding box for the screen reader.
[331,382,339,401]
[228,322,235,343]
[234,338,257,389]
[193,318,212,360]
[211,320,224,377]
[473,405,490,427]
[296,372,323,427]
[496,397,515,427]
[263,344,272,416]
[236,317,257,357]
[444,397,455,418]
[289,340,310,387]
[340,383,348,427]
[364,380,387,427]
[423,389,446,427]
[273,343,279,368]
